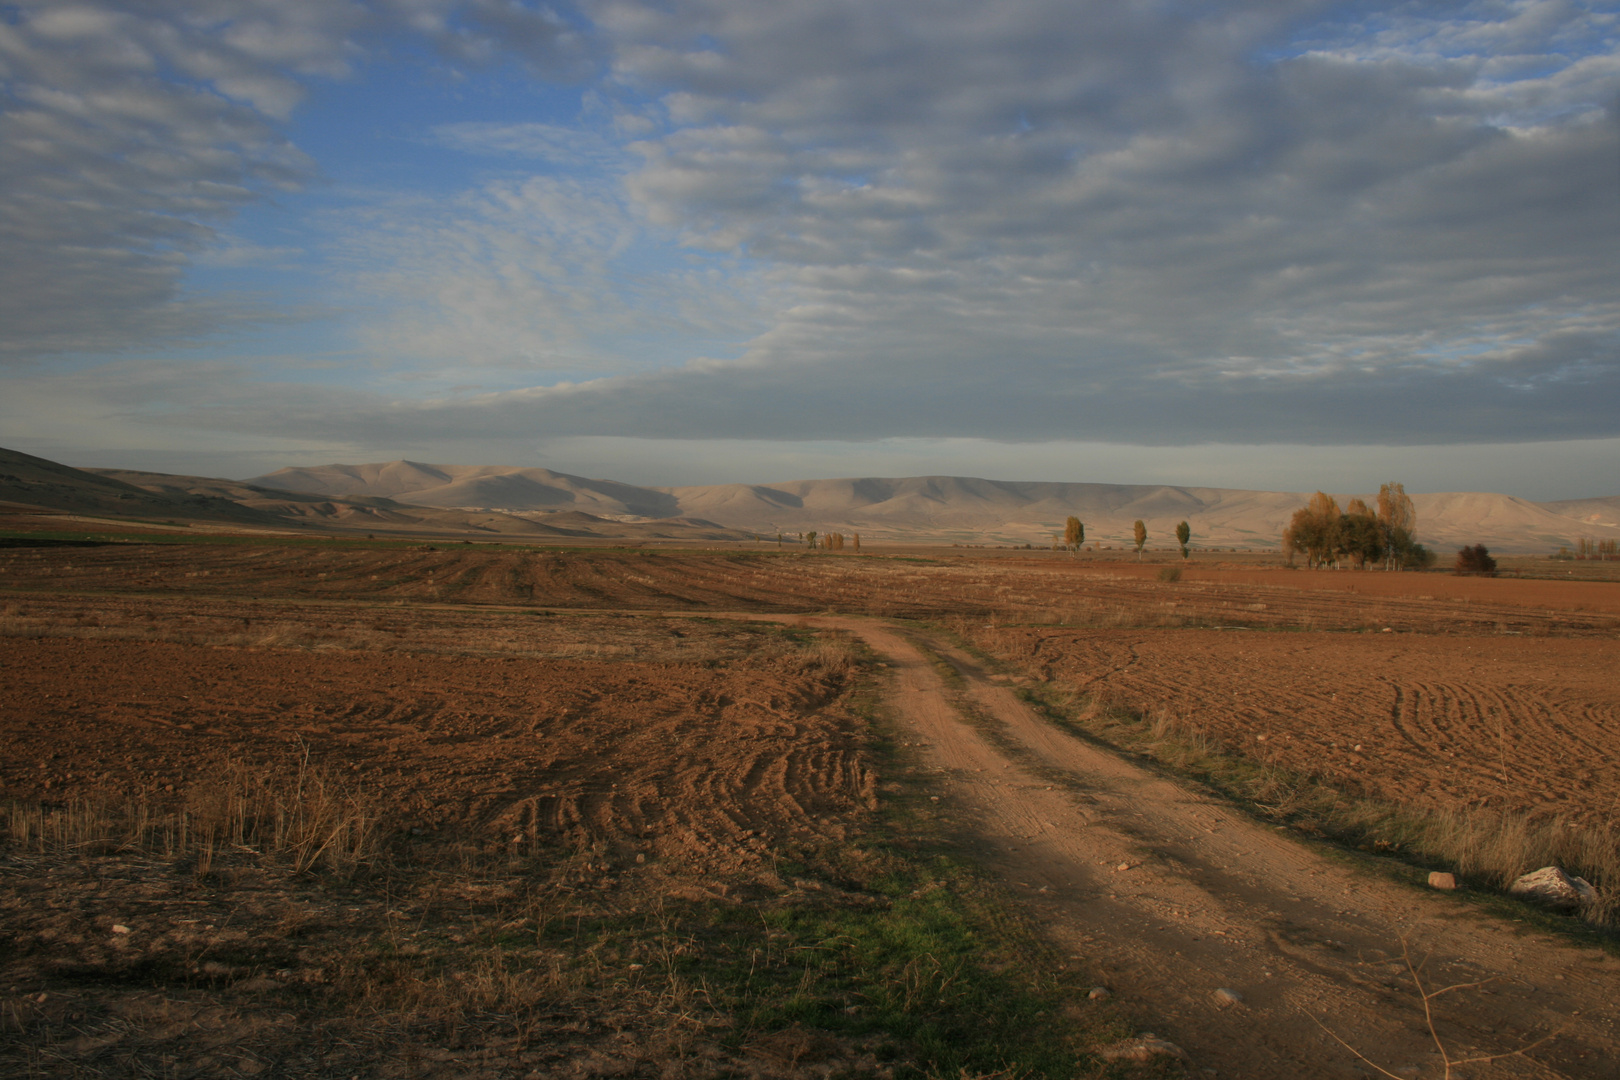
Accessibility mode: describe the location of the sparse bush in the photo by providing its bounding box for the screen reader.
[1156,566,1182,583]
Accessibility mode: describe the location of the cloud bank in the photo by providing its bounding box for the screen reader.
[1,0,1616,464]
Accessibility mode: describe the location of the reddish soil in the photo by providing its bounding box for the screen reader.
[0,628,870,868]
[1065,560,1620,614]
[5,542,1618,635]
[970,626,1620,825]
[6,544,1620,1077]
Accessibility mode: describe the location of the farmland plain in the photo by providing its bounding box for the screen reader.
[3,537,1618,1078]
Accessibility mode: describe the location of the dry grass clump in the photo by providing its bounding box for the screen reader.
[3,749,381,875]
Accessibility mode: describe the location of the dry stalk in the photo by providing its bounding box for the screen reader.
[1312,937,1564,1079]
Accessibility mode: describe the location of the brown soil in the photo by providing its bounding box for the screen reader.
[0,609,904,1079]
[0,633,870,859]
[6,544,1620,1078]
[970,626,1620,825]
[5,543,1618,634]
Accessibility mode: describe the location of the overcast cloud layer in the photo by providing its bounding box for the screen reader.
[1,0,1617,488]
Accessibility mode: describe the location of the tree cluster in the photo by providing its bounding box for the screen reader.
[801,530,857,552]
[1282,483,1433,569]
[1574,538,1618,560]
[1454,544,1497,576]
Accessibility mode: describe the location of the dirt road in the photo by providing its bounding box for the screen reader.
[798,616,1618,1079]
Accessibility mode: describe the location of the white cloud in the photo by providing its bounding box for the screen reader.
[0,0,589,363]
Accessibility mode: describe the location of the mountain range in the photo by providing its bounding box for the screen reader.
[3,446,1616,552]
[247,460,1620,553]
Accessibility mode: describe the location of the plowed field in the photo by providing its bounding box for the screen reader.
[5,541,1619,633]
[969,626,1620,825]
[5,541,1620,1078]
[0,622,870,868]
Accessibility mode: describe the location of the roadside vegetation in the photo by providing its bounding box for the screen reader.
[987,668,1619,937]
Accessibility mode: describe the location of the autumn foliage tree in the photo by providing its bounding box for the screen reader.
[1285,484,1433,569]
[1377,481,1421,570]
[1064,515,1084,552]
[1132,520,1147,560]
[1339,498,1383,568]
[1282,492,1341,567]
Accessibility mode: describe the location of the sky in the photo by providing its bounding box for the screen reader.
[1,0,1617,498]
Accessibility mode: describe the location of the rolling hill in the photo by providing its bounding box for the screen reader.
[246,460,1620,553]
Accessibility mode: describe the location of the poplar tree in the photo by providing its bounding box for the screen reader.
[1064,516,1084,552]
[1133,520,1148,560]
[1377,482,1417,570]
[1175,520,1190,559]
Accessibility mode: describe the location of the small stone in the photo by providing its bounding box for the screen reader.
[1115,862,1131,871]
[1381,627,1394,633]
[111,924,131,934]
[635,853,646,863]
[1212,987,1243,1006]
[1428,871,1457,890]
[1088,986,1111,1000]
[1509,866,1597,911]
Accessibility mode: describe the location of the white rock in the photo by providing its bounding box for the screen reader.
[1428,871,1457,890]
[1509,866,1596,910]
[1212,987,1243,1006]
[1097,1036,1187,1062]
[1088,986,1111,1000]
[111,924,131,934]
